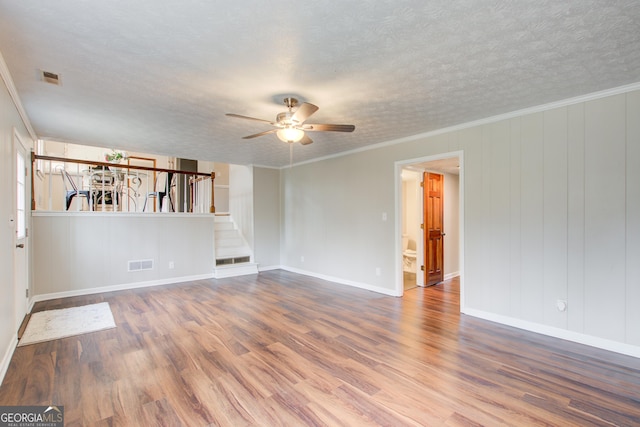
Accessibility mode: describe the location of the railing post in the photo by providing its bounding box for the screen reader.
[210,172,216,213]
[189,176,193,213]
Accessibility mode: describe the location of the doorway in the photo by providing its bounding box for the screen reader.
[401,169,420,290]
[396,152,463,300]
[424,171,444,286]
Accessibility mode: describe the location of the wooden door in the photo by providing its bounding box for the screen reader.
[423,172,444,286]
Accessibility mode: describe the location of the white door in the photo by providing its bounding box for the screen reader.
[13,131,29,331]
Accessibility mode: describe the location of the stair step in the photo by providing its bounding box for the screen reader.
[214,222,235,230]
[216,229,239,239]
[214,215,252,268]
[216,244,242,251]
[216,247,251,258]
[216,244,249,253]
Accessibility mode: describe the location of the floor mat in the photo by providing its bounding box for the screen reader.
[18,302,116,346]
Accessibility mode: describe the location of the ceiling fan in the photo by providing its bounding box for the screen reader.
[226,97,355,145]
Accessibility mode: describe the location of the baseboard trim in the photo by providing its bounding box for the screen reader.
[281,266,401,297]
[0,336,18,387]
[257,264,282,272]
[30,273,215,305]
[463,308,640,359]
[443,271,460,281]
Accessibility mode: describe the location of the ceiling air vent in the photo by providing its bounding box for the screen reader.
[41,70,61,85]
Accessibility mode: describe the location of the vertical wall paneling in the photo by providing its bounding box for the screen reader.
[459,127,484,308]
[509,118,522,317]
[278,87,640,355]
[487,121,511,314]
[626,91,640,346]
[253,167,281,269]
[429,133,452,154]
[75,216,115,289]
[567,103,586,333]
[543,108,569,327]
[281,167,296,266]
[519,113,545,323]
[480,126,493,310]
[584,95,626,342]
[32,214,216,296]
[32,216,57,295]
[449,130,460,152]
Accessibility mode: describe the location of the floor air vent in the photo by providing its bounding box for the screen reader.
[216,256,250,266]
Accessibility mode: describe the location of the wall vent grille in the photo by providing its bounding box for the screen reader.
[128,259,154,272]
[216,256,250,266]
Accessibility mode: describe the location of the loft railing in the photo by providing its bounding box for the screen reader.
[190,175,213,214]
[32,153,215,213]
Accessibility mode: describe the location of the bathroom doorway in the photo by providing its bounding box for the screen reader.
[401,169,420,290]
[398,152,462,294]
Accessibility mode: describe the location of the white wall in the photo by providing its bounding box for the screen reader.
[213,162,230,213]
[401,171,419,253]
[401,170,419,279]
[228,164,254,257]
[0,65,34,380]
[443,172,459,278]
[281,87,640,355]
[31,213,215,298]
[198,161,229,213]
[282,152,397,294]
[253,167,280,269]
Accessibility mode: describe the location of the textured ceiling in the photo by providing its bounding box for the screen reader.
[1,1,639,167]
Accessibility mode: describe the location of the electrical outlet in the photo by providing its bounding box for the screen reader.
[375,267,381,276]
[169,261,174,269]
[382,212,387,221]
[300,256,305,263]
[556,299,567,312]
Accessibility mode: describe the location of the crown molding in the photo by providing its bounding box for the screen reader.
[0,51,37,142]
[282,81,640,170]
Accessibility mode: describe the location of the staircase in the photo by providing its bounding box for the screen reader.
[213,215,258,278]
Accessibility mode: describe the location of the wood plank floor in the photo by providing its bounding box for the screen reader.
[1,270,639,426]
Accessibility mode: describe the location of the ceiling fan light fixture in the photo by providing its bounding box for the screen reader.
[227,98,353,145]
[277,127,304,143]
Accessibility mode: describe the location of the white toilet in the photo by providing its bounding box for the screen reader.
[402,234,417,272]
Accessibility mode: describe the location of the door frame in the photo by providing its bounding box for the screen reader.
[12,129,30,331]
[394,151,465,309]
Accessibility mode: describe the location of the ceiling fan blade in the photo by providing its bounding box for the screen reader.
[303,123,355,132]
[291,102,319,124]
[242,129,278,139]
[226,113,274,125]
[299,134,314,145]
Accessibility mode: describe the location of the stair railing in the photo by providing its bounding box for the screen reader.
[32,153,215,213]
